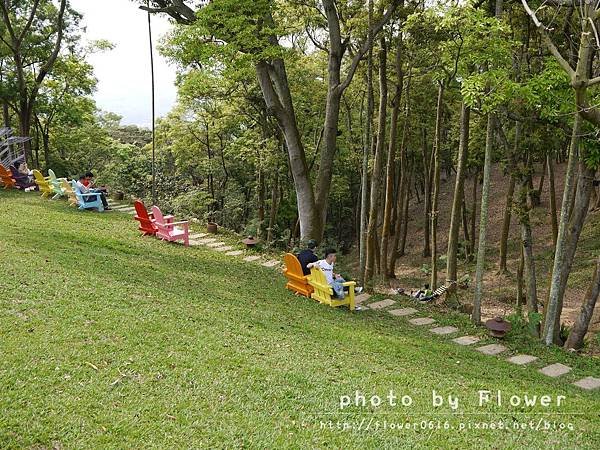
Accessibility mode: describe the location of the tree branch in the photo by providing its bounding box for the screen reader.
[521,0,576,80]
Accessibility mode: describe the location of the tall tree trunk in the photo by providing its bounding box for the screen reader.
[543,114,581,344]
[472,114,494,325]
[547,152,558,246]
[364,37,388,283]
[516,246,524,312]
[381,35,403,276]
[469,171,478,262]
[359,0,375,283]
[266,171,279,243]
[518,176,539,336]
[388,69,412,275]
[498,176,515,274]
[461,192,470,255]
[399,161,412,257]
[564,256,600,349]
[430,82,444,290]
[446,102,470,295]
[422,128,431,257]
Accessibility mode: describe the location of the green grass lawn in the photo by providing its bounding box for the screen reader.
[1,190,599,449]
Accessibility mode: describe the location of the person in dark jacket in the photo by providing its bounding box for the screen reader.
[297,239,318,276]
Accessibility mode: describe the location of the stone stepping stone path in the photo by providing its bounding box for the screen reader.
[214,246,233,252]
[539,363,571,378]
[189,233,208,240]
[507,354,538,365]
[409,317,436,326]
[452,336,480,346]
[368,299,396,310]
[198,238,218,244]
[262,260,280,268]
[226,250,244,256]
[207,242,227,248]
[244,255,261,262]
[573,376,600,391]
[354,293,371,304]
[476,344,507,356]
[388,307,417,317]
[429,326,458,335]
[188,239,201,246]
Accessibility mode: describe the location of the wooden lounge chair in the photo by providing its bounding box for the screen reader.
[9,165,36,190]
[72,180,104,211]
[420,281,456,302]
[32,170,53,198]
[47,169,67,199]
[0,164,16,189]
[283,253,313,297]
[133,200,158,236]
[152,205,189,246]
[308,267,355,311]
[61,179,77,207]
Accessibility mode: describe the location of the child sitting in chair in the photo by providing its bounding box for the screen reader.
[307,248,363,299]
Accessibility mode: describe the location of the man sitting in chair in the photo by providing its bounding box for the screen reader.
[307,248,363,299]
[76,174,111,210]
[297,239,319,276]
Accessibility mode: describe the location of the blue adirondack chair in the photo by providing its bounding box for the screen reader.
[48,169,67,199]
[72,180,104,212]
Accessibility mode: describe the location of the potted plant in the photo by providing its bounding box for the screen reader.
[206,210,217,234]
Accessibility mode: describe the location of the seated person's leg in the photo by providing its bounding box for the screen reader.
[99,193,109,208]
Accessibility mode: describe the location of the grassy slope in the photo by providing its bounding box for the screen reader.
[1,191,599,449]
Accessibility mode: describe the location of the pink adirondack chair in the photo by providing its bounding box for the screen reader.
[151,205,190,246]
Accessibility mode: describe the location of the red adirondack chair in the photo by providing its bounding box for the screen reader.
[133,200,158,236]
[151,205,189,246]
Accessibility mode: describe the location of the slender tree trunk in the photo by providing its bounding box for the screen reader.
[267,171,279,243]
[359,1,375,283]
[472,114,494,325]
[446,102,470,295]
[498,176,515,274]
[381,35,403,276]
[543,114,582,345]
[547,152,558,246]
[469,171,478,262]
[399,162,412,256]
[518,176,539,336]
[430,82,444,290]
[564,256,600,349]
[364,37,388,283]
[517,246,524,312]
[461,192,470,253]
[422,128,431,257]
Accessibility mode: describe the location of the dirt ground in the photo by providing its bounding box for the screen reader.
[379,162,600,340]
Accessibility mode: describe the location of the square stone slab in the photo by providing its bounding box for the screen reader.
[188,239,201,246]
[539,363,572,378]
[207,242,227,248]
[214,246,233,252]
[573,376,600,390]
[429,326,459,335]
[354,293,371,304]
[369,299,396,310]
[244,255,261,262]
[226,250,244,256]
[507,354,538,365]
[189,233,208,239]
[388,307,418,317]
[262,260,280,268]
[476,344,507,356]
[452,336,480,346]
[198,238,218,244]
[409,317,436,326]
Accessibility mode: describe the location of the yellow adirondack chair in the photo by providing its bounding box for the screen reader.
[61,179,77,207]
[32,169,53,198]
[308,267,356,311]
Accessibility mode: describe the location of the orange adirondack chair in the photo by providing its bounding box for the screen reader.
[133,200,158,236]
[283,253,314,297]
[151,205,189,246]
[0,164,16,189]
